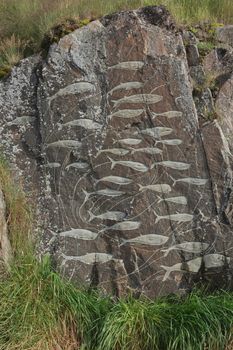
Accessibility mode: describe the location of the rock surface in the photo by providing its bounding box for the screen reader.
[0,6,233,297]
[216,25,233,48]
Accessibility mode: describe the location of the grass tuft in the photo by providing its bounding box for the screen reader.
[1,255,233,350]
[0,254,100,350]
[0,0,233,76]
[96,292,233,350]
[0,35,26,78]
[0,156,33,258]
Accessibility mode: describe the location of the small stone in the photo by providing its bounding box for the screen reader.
[190,65,206,86]
[216,25,233,47]
[186,44,200,66]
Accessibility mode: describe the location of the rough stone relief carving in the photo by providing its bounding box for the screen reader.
[0,7,232,298]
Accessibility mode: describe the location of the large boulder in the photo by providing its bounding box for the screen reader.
[0,6,232,298]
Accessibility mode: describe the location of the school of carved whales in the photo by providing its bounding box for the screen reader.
[40,56,231,296]
[2,8,232,297]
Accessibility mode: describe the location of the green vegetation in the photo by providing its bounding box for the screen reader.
[1,258,233,350]
[197,41,216,57]
[0,0,233,77]
[0,35,26,78]
[0,158,233,349]
[0,254,110,350]
[0,157,33,257]
[97,292,233,350]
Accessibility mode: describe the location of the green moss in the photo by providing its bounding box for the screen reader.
[80,18,91,27]
[40,17,93,54]
[197,40,216,58]
[0,67,11,79]
[187,26,198,35]
[203,109,220,121]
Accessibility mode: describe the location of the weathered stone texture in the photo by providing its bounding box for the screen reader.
[216,75,233,153]
[0,7,232,297]
[216,25,233,48]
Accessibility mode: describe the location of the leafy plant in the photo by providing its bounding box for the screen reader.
[197,41,216,57]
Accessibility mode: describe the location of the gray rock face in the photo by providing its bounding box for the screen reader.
[216,75,233,153]
[186,44,200,66]
[216,25,233,47]
[0,6,232,297]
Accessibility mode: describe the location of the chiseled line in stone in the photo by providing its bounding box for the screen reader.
[161,242,210,257]
[59,118,102,130]
[7,115,35,126]
[46,140,82,149]
[117,138,142,146]
[154,211,194,224]
[88,210,126,222]
[151,111,183,119]
[151,161,191,171]
[120,234,169,246]
[82,188,125,205]
[61,252,123,265]
[135,127,173,139]
[96,148,130,157]
[157,196,187,205]
[108,81,144,95]
[203,254,230,268]
[95,175,133,185]
[59,228,98,240]
[48,82,95,103]
[107,109,145,120]
[138,184,171,193]
[155,139,183,146]
[108,61,144,70]
[161,257,202,281]
[130,147,163,155]
[65,162,89,170]
[100,221,141,233]
[44,162,61,168]
[107,156,149,172]
[173,177,208,186]
[112,94,163,108]
[161,254,231,282]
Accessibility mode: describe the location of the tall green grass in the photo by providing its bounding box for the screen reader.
[0,0,233,77]
[1,258,233,350]
[96,292,233,350]
[0,157,33,258]
[0,253,110,350]
[0,0,233,49]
